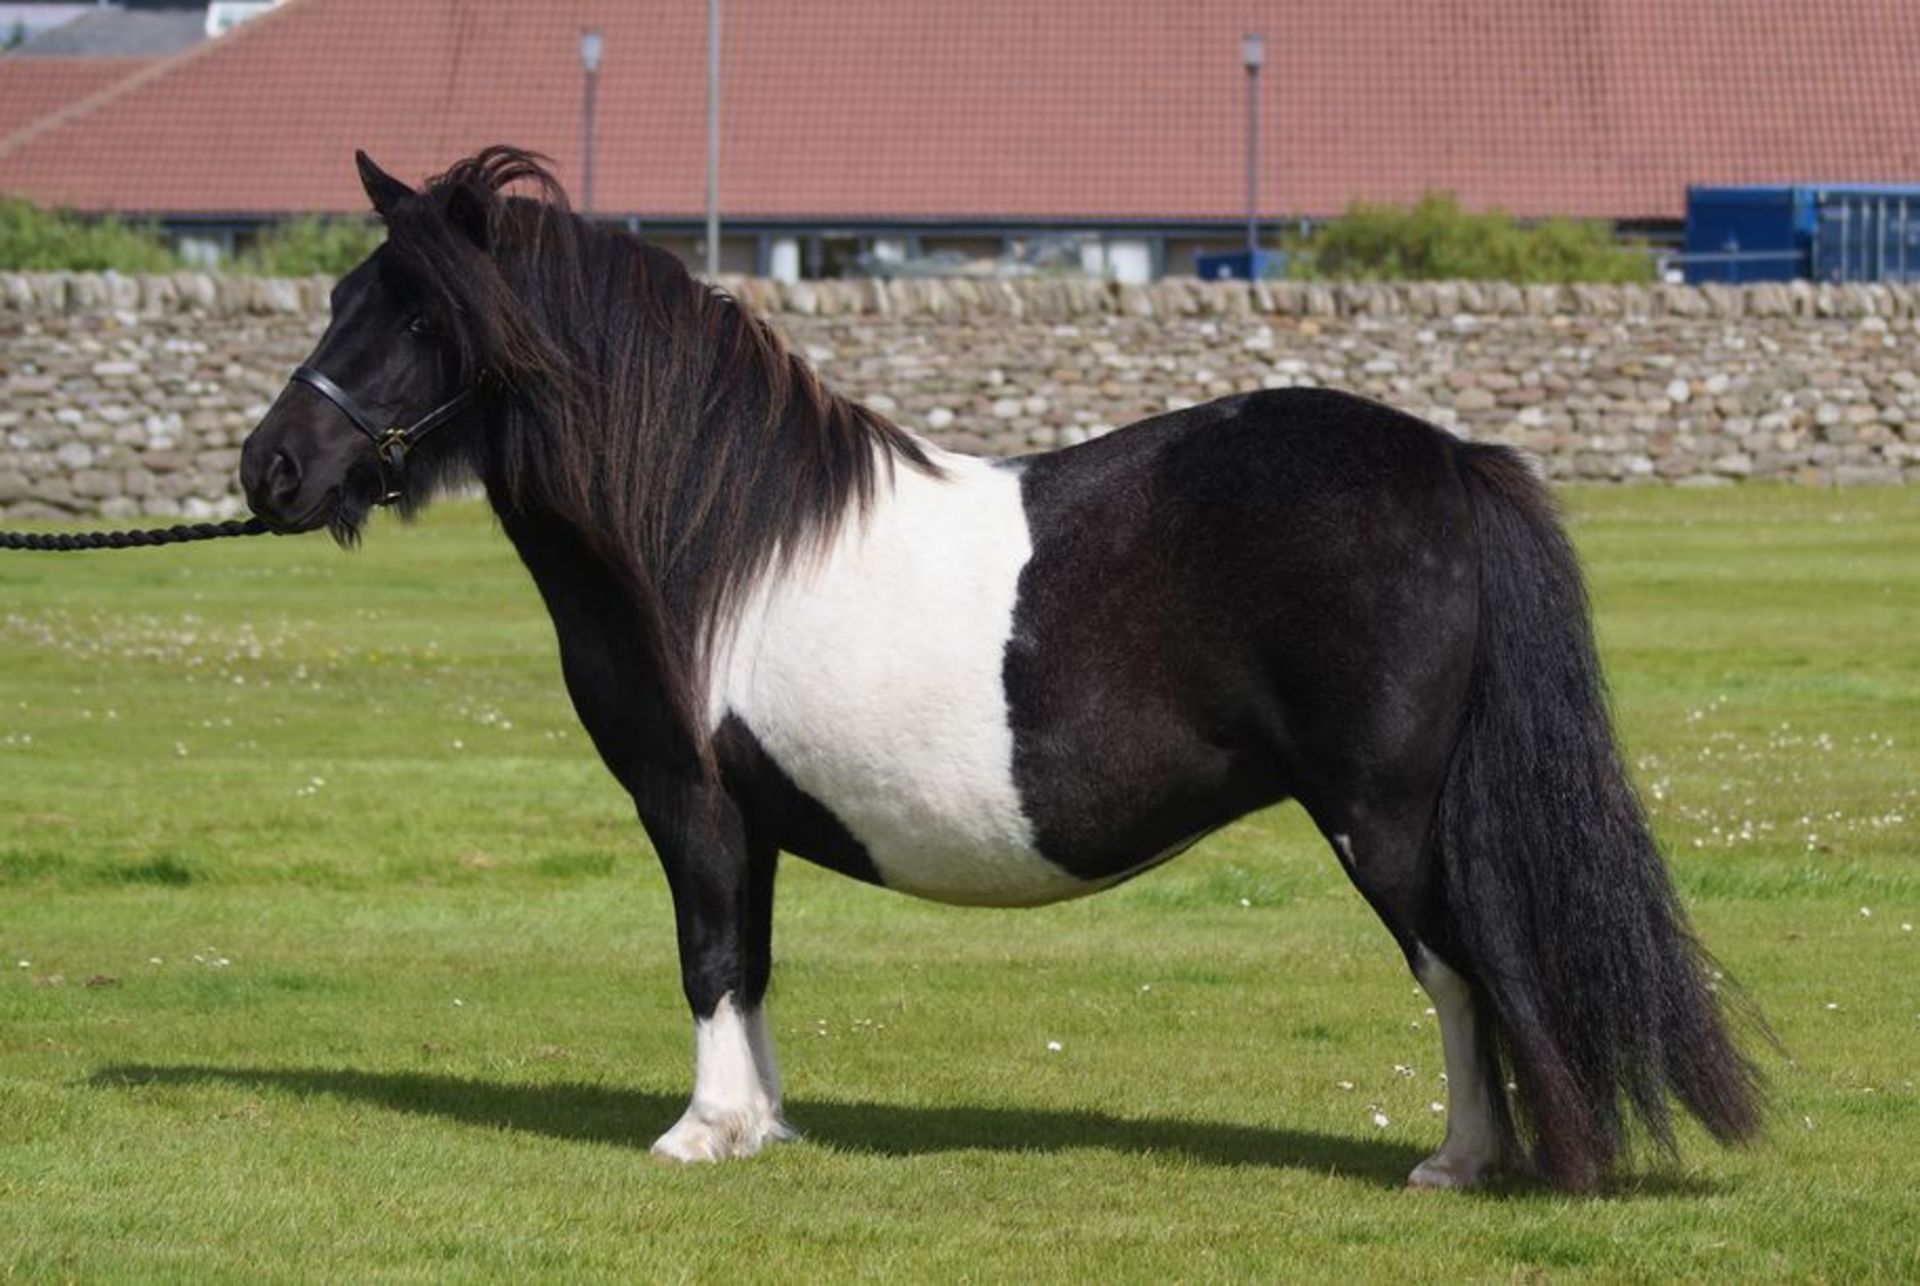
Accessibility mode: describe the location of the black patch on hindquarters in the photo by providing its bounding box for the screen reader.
[1003,388,1478,891]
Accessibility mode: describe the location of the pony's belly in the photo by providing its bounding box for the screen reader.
[782,755,1095,907]
[873,841,1098,907]
[737,699,1097,906]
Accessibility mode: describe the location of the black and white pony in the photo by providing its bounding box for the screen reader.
[240,149,1760,1192]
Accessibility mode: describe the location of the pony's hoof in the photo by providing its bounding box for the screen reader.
[1407,1154,1493,1190]
[650,1103,794,1162]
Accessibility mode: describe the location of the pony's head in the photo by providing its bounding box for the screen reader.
[240,149,560,542]
[241,144,932,772]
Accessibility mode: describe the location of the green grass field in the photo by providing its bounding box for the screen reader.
[2,486,1916,1282]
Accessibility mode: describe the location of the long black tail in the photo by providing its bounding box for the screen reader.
[1438,445,1762,1191]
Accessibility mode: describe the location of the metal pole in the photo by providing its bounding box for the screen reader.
[1244,35,1263,254]
[1246,68,1258,252]
[706,0,721,277]
[580,30,602,216]
[582,68,597,214]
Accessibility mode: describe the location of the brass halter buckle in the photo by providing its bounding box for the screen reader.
[373,429,412,506]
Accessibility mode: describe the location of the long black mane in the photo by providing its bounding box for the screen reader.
[379,147,933,767]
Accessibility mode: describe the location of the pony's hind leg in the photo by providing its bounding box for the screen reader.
[1407,944,1509,1189]
[638,777,794,1162]
[1319,807,1513,1190]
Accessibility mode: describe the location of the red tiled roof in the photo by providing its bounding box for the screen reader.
[0,56,150,148]
[1,1,1918,224]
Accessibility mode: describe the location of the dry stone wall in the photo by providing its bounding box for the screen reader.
[4,272,1917,519]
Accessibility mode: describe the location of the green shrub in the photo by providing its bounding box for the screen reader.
[0,196,180,272]
[1286,192,1653,283]
[233,215,384,277]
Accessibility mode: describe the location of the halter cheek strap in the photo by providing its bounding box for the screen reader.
[289,364,475,506]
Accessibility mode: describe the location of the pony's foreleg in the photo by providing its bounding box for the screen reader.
[653,992,793,1162]
[637,778,792,1162]
[1408,945,1508,1189]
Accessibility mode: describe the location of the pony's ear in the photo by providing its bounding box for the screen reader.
[444,183,491,249]
[355,151,414,216]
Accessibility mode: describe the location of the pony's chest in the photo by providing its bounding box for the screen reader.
[714,458,1089,906]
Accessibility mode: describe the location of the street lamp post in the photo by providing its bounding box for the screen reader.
[580,29,603,215]
[705,0,721,277]
[1242,33,1264,257]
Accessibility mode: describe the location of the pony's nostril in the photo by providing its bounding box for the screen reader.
[267,449,303,501]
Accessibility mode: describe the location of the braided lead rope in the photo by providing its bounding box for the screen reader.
[0,517,275,552]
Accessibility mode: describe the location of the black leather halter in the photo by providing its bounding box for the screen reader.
[289,364,475,506]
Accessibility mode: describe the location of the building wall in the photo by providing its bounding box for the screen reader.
[1,273,1915,520]
[919,235,1005,261]
[642,234,760,277]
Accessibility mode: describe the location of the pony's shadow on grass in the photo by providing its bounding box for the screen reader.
[93,1062,1421,1187]
[88,1063,1722,1198]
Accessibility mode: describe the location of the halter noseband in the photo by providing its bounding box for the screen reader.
[289,364,475,506]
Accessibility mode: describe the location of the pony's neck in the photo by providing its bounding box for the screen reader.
[475,296,932,775]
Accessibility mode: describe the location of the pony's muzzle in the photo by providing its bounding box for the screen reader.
[239,441,298,510]
[262,450,302,507]
[239,434,331,532]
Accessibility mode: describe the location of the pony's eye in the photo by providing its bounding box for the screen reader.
[406,313,434,336]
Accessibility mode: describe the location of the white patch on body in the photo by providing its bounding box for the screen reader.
[713,444,1090,907]
[1409,944,1504,1189]
[652,993,794,1162]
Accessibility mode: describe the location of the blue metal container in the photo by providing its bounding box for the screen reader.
[1682,187,1814,283]
[1685,184,1920,283]
[1811,187,1920,283]
[1195,249,1284,281]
